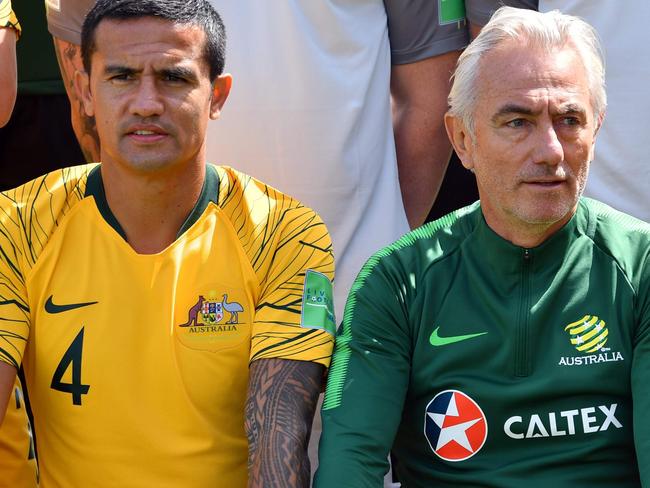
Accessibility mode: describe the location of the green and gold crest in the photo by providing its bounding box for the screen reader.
[564,315,608,353]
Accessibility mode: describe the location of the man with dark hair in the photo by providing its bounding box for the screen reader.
[79,0,226,82]
[0,0,85,192]
[0,0,335,486]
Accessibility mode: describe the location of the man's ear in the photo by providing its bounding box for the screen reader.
[444,112,475,171]
[74,69,95,117]
[209,73,232,120]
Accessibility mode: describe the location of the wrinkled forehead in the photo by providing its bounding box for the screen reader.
[88,17,210,80]
[476,41,593,111]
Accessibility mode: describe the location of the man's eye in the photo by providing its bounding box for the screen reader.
[560,116,581,126]
[506,118,527,128]
[109,73,132,82]
[164,74,185,83]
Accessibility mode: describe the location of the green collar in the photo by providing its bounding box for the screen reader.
[84,164,219,241]
[470,198,593,274]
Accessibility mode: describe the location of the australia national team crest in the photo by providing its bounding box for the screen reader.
[558,314,624,367]
[424,390,488,462]
[176,292,249,351]
[564,314,607,353]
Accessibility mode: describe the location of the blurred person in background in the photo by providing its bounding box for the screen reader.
[0,0,18,126]
[47,0,98,162]
[0,0,84,191]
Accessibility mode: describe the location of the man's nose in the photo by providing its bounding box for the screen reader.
[129,77,164,117]
[532,121,564,166]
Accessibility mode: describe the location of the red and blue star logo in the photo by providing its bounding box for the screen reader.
[424,390,488,462]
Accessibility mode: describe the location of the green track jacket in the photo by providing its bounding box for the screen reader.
[316,199,650,487]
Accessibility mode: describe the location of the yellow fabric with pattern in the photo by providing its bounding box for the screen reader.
[0,379,38,488]
[0,0,21,36]
[0,163,334,487]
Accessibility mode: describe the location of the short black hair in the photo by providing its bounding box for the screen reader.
[81,0,226,81]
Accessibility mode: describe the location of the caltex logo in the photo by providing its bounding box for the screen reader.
[424,390,488,462]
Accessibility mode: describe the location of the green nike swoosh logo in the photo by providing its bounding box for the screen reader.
[44,295,98,314]
[429,327,487,347]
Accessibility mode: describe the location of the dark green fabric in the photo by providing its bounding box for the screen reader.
[177,164,220,237]
[317,199,650,487]
[13,0,64,94]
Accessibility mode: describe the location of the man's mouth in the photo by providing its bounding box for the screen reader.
[126,126,168,143]
[523,179,566,189]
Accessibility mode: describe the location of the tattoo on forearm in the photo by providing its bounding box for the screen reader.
[53,37,101,162]
[246,359,323,488]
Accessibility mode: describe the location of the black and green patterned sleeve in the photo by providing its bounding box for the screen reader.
[315,251,412,487]
[0,194,28,370]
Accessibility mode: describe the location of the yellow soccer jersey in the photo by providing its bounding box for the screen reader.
[0,164,335,487]
[0,378,38,488]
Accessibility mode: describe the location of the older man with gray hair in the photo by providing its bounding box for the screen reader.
[315,6,650,487]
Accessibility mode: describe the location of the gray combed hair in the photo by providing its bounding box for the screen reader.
[448,6,606,136]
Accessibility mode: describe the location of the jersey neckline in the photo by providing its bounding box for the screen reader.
[84,164,220,241]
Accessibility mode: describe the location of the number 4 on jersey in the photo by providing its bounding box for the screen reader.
[50,328,90,405]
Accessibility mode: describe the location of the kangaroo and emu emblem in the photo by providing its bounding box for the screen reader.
[179,294,244,327]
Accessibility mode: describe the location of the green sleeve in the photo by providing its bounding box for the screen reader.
[632,252,650,485]
[315,253,412,487]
